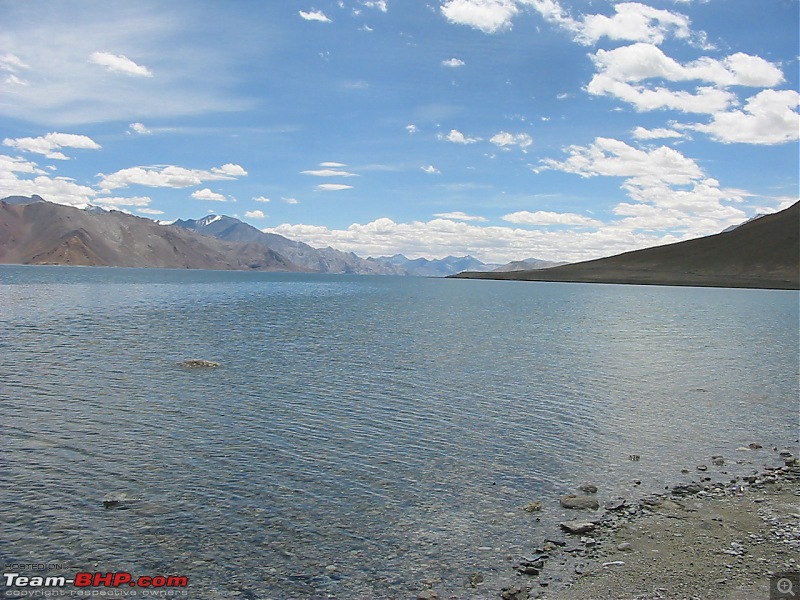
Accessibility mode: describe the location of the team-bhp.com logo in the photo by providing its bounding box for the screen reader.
[4,572,188,595]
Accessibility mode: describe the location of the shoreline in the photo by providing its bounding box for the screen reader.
[482,444,800,600]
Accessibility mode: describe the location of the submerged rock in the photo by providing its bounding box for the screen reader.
[180,359,219,368]
[579,483,598,494]
[523,501,542,512]
[560,495,599,510]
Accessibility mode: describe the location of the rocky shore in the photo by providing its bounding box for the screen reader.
[418,444,800,600]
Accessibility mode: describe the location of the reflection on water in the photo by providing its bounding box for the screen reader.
[1,266,797,598]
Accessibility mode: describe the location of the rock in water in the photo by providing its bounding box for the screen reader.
[579,483,598,494]
[523,501,542,512]
[180,359,219,368]
[560,495,599,510]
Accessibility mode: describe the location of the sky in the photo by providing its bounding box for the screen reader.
[1,0,798,264]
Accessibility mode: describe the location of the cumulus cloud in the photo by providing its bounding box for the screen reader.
[686,89,800,145]
[586,43,786,116]
[442,58,465,67]
[490,131,533,149]
[137,207,164,215]
[299,10,332,22]
[440,0,519,34]
[539,137,748,232]
[253,196,271,203]
[406,124,419,133]
[590,44,783,88]
[3,132,101,160]
[264,215,693,264]
[98,163,247,192]
[316,183,354,191]
[577,2,691,45]
[88,52,153,77]
[502,210,603,227]
[433,211,487,221]
[421,165,440,174]
[245,209,266,219]
[283,197,300,204]
[438,129,480,144]
[191,188,227,201]
[129,122,151,135]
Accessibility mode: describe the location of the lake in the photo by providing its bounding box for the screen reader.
[1,265,797,599]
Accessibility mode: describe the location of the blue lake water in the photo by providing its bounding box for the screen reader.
[1,265,798,599]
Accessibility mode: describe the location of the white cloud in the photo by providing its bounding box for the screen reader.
[264,216,689,263]
[438,129,480,144]
[98,163,247,192]
[93,196,153,211]
[245,209,266,219]
[406,124,419,133]
[422,165,440,174]
[301,168,359,177]
[299,10,332,22]
[632,126,684,140]
[88,52,153,77]
[588,75,735,114]
[441,0,519,33]
[316,183,353,191]
[586,43,785,116]
[590,44,783,88]
[361,1,388,12]
[3,132,101,160]
[442,58,465,67]
[433,211,487,221]
[538,137,748,233]
[490,131,533,149]
[577,2,691,46]
[502,210,603,227]
[0,155,97,207]
[253,196,271,203]
[138,207,164,215]
[129,122,151,135]
[320,161,348,167]
[686,89,800,145]
[191,188,227,201]
[283,197,300,204]
[540,137,702,185]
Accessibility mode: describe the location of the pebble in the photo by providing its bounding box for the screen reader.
[617,542,632,551]
[579,484,598,494]
[697,465,708,471]
[416,591,438,600]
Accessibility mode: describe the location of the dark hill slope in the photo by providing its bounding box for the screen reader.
[453,202,799,290]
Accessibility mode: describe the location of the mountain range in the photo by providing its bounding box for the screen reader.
[453,201,800,290]
[0,196,509,275]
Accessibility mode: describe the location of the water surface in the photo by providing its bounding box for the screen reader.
[1,266,797,598]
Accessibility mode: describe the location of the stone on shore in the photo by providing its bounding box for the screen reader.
[560,521,596,535]
[560,495,599,510]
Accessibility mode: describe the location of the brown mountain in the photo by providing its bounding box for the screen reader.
[0,198,303,271]
[453,201,800,290]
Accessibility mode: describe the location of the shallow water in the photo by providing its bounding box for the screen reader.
[1,266,797,598]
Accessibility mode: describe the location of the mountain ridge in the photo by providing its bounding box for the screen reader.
[452,201,800,290]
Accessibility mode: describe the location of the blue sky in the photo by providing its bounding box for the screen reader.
[1,0,797,263]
